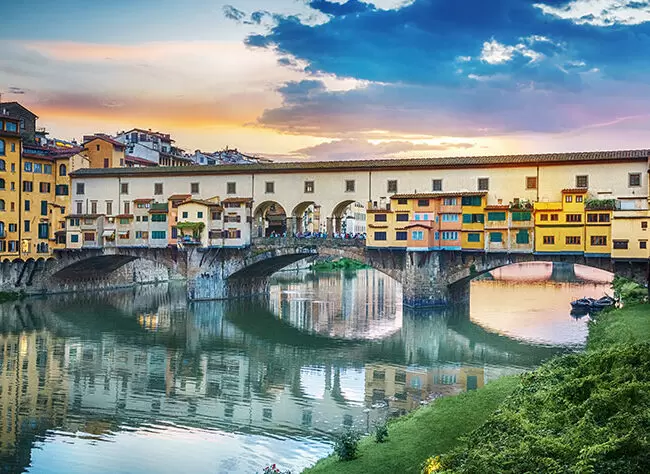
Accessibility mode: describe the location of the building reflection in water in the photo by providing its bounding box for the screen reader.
[0,267,590,473]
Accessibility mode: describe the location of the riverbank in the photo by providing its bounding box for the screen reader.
[303,303,650,473]
[0,291,24,303]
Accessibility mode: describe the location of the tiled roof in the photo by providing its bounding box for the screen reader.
[70,149,650,178]
[392,192,487,199]
[484,205,510,210]
[561,188,588,193]
[222,197,253,203]
[404,223,433,229]
[83,134,125,148]
[168,194,192,200]
[133,198,154,203]
[178,199,222,207]
[125,155,158,166]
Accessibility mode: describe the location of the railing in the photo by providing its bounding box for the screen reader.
[252,236,365,248]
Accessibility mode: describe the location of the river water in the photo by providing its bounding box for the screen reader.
[0,263,611,473]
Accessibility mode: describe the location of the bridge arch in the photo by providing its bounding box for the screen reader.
[253,200,288,237]
[331,200,366,235]
[291,201,321,234]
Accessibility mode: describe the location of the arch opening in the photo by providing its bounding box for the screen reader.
[291,201,321,235]
[253,201,287,237]
[331,200,367,236]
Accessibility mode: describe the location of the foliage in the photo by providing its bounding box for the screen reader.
[373,420,388,444]
[422,456,443,473]
[585,198,617,210]
[508,199,533,211]
[175,221,205,238]
[439,344,650,474]
[0,291,25,303]
[611,275,647,305]
[303,376,519,473]
[334,429,362,461]
[261,464,291,474]
[587,303,650,351]
[310,258,369,271]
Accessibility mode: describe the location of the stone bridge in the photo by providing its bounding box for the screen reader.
[1,238,647,306]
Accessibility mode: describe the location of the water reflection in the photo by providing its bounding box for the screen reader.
[0,266,603,473]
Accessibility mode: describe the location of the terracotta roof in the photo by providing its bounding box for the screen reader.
[116,214,134,219]
[168,194,192,201]
[368,224,389,228]
[484,205,510,210]
[392,192,487,199]
[125,155,158,166]
[70,149,650,178]
[67,214,103,218]
[404,223,433,229]
[222,197,253,203]
[178,199,222,207]
[561,188,588,194]
[83,134,125,148]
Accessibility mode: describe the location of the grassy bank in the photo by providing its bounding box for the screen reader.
[310,258,369,271]
[303,376,519,474]
[587,303,650,350]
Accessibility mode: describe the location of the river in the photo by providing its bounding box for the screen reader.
[0,263,612,473]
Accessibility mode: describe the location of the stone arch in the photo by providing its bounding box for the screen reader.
[331,199,367,235]
[253,200,288,237]
[291,201,321,234]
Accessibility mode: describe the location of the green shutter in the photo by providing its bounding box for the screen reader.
[512,211,531,221]
[476,214,484,223]
[467,233,481,242]
[462,214,472,223]
[490,232,502,243]
[516,230,529,244]
[487,211,506,221]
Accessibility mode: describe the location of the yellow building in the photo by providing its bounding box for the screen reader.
[82,134,126,168]
[0,114,21,259]
[611,197,649,260]
[366,203,396,248]
[534,188,588,254]
[461,194,486,251]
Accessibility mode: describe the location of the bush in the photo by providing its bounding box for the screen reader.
[440,344,650,473]
[612,275,648,305]
[334,429,362,461]
[373,421,388,443]
[422,456,443,473]
[261,464,291,474]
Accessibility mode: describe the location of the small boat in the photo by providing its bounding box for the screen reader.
[570,306,590,318]
[570,297,595,309]
[590,295,616,311]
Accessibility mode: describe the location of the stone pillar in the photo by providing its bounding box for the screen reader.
[225,276,270,299]
[401,250,450,307]
[285,217,297,235]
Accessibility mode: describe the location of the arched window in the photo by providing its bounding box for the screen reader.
[0,159,5,171]
[0,221,4,236]
[0,139,4,156]
[0,199,5,211]
[0,178,4,190]
[59,163,67,176]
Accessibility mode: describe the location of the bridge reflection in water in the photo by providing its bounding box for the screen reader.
[0,268,601,473]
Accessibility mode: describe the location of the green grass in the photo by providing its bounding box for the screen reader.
[302,376,520,474]
[310,258,369,271]
[587,303,650,351]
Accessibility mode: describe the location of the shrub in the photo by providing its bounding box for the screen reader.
[612,275,648,305]
[261,464,291,474]
[373,421,388,443]
[422,456,443,473]
[334,429,362,461]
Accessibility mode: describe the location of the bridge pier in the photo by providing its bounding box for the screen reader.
[402,251,452,307]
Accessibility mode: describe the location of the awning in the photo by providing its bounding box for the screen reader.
[102,230,115,237]
[118,231,129,236]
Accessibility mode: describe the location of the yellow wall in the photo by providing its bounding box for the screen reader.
[84,138,125,169]
[585,211,612,256]
[366,210,397,248]
[0,131,21,259]
[611,211,650,259]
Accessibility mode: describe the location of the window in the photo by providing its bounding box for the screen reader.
[432,179,442,191]
[70,234,79,243]
[304,181,314,193]
[576,195,583,203]
[96,144,100,151]
[43,164,52,174]
[396,213,409,221]
[374,214,387,222]
[23,181,33,192]
[642,222,648,230]
[477,178,489,191]
[486,232,501,243]
[8,223,17,232]
[188,182,199,195]
[418,199,430,207]
[0,158,4,170]
[265,181,274,193]
[24,161,32,172]
[462,213,484,224]
[59,164,67,176]
[587,213,598,223]
[512,211,531,221]
[24,200,30,211]
[227,182,236,194]
[487,211,506,221]
[599,213,610,223]
[55,184,69,196]
[543,235,555,245]
[629,173,641,187]
[10,143,15,152]
[0,141,3,157]
[142,216,148,222]
[434,231,440,240]
[76,183,85,195]
[135,231,149,239]
[443,197,457,206]
[103,158,109,168]
[41,200,48,216]
[591,236,607,246]
[387,180,398,193]
[39,182,50,193]
[411,230,424,241]
[182,211,188,218]
[75,201,82,214]
[0,178,4,190]
[613,240,628,250]
[441,213,459,222]
[461,195,482,206]
[397,198,408,205]
[124,201,130,214]
[566,236,581,245]
[565,195,573,203]
[120,183,129,194]
[119,218,130,224]
[0,199,3,210]
[442,231,458,240]
[106,201,113,215]
[526,176,537,189]
[640,241,647,249]
[345,180,355,192]
[211,212,221,220]
[197,211,203,218]
[24,220,30,232]
[396,231,407,241]
[468,233,481,242]
[33,163,42,173]
[154,183,163,195]
[576,175,588,188]
[151,214,166,222]
[550,214,559,221]
[38,223,48,239]
[152,231,167,239]
[566,214,582,223]
[374,231,387,241]
[516,230,529,244]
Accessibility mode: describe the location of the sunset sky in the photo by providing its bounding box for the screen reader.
[2,0,650,160]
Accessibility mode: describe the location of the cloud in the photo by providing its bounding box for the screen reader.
[292,138,475,160]
[222,5,247,22]
[534,0,650,26]
[7,86,26,94]
[308,1,375,16]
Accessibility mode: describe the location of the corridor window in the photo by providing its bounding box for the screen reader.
[443,197,457,206]
[76,183,85,195]
[478,178,489,191]
[387,180,398,193]
[526,176,537,189]
[191,182,200,194]
[154,183,163,195]
[629,173,641,187]
[265,181,274,193]
[432,179,442,191]
[345,180,355,192]
[417,199,430,207]
[442,231,458,240]
[120,182,129,194]
[576,175,589,188]
[227,182,236,194]
[489,232,502,243]
[304,181,314,193]
[565,195,573,203]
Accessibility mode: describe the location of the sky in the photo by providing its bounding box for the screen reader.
[2,0,650,160]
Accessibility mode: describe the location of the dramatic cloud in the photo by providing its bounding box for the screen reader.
[222,5,247,22]
[535,0,650,26]
[308,1,376,16]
